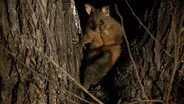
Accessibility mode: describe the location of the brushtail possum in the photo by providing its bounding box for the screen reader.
[80,3,124,90]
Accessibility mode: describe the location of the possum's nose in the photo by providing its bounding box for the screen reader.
[95,27,100,32]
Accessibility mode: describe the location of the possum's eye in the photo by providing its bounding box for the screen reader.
[99,20,104,25]
[89,20,96,31]
[90,20,95,27]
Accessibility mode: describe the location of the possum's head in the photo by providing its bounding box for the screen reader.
[85,3,111,33]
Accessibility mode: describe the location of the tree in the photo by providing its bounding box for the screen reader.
[114,0,184,104]
[1,0,184,104]
[75,0,184,104]
[0,0,82,103]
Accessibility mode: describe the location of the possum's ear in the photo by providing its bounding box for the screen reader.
[85,3,95,15]
[102,6,110,16]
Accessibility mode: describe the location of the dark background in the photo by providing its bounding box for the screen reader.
[75,0,154,42]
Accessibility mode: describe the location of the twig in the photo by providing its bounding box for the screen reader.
[117,68,134,89]
[2,46,101,104]
[6,34,103,103]
[165,14,180,104]
[37,48,103,104]
[64,90,95,104]
[124,0,172,57]
[174,80,184,89]
[63,98,79,104]
[115,4,148,100]
[127,99,164,104]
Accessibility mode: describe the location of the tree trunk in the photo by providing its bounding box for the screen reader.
[0,0,81,104]
[117,0,184,104]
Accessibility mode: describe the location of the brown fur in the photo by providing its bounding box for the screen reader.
[80,4,123,89]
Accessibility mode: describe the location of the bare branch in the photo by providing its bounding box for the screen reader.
[124,0,172,57]
[2,45,102,104]
[115,4,148,100]
[127,99,164,104]
[165,13,180,104]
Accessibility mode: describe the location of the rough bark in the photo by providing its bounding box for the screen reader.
[0,0,81,104]
[117,0,184,104]
[74,0,184,104]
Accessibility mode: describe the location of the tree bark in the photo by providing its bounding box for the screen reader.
[0,0,81,104]
[117,0,184,104]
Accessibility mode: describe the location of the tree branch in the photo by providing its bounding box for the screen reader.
[115,4,148,100]
[124,0,172,57]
